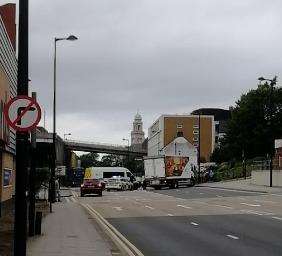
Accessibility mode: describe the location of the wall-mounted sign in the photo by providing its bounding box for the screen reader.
[3,169,12,187]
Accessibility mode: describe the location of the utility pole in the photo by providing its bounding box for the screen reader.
[14,0,29,255]
[28,92,36,236]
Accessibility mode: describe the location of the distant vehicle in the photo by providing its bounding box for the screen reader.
[84,167,139,189]
[144,137,197,189]
[67,167,85,187]
[106,176,132,191]
[80,178,105,197]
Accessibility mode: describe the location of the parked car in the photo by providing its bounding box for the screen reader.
[80,179,105,197]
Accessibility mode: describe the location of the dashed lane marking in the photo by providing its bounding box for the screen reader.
[240,203,261,207]
[240,209,274,216]
[144,205,155,210]
[213,204,233,209]
[190,222,199,226]
[70,197,77,203]
[177,204,192,209]
[272,216,282,221]
[254,199,278,204]
[113,207,123,211]
[227,235,239,240]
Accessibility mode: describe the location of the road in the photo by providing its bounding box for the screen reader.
[66,186,282,256]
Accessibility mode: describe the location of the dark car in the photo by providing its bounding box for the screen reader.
[80,179,105,197]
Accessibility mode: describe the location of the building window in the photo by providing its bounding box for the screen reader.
[193,130,199,135]
[137,125,140,131]
[177,124,183,129]
[193,124,199,129]
[193,136,198,142]
[194,143,199,148]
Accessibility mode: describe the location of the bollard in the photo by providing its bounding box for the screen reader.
[35,211,42,235]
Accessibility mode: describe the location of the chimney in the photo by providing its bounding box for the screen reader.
[0,4,16,51]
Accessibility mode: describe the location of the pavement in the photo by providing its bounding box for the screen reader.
[27,190,117,256]
[197,179,282,193]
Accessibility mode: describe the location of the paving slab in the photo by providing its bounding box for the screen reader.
[27,200,113,256]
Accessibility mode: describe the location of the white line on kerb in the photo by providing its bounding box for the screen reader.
[240,203,261,207]
[190,222,199,226]
[227,235,239,240]
[272,216,282,221]
[167,213,174,216]
[177,204,192,209]
[145,205,155,210]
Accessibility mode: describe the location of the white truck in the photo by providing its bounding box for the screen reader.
[144,137,197,189]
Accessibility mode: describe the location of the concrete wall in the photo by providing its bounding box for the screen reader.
[251,170,282,187]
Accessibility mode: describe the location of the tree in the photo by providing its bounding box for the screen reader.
[100,154,123,167]
[219,82,282,161]
[80,152,100,168]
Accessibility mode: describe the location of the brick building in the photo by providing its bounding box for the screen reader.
[147,115,215,162]
[0,3,17,217]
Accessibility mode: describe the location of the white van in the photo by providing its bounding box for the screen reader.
[84,167,134,180]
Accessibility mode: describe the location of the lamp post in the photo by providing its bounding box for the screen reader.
[50,35,78,212]
[258,76,277,187]
[123,138,130,168]
[64,133,71,140]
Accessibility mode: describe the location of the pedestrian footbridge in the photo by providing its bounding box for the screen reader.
[64,139,147,157]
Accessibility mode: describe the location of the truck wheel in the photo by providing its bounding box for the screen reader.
[98,191,102,197]
[80,192,84,197]
[154,185,161,190]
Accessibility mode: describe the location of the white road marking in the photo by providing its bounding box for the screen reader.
[190,222,199,226]
[71,190,78,197]
[113,207,123,211]
[167,213,174,216]
[254,199,277,204]
[271,194,282,197]
[240,209,274,216]
[66,198,70,203]
[216,195,223,198]
[199,193,204,195]
[272,216,282,221]
[240,203,261,207]
[177,204,192,209]
[145,205,155,210]
[200,187,265,194]
[214,204,233,209]
[227,235,239,240]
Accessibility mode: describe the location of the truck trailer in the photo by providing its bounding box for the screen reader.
[144,137,197,189]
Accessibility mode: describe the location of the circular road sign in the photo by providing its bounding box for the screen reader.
[4,95,41,132]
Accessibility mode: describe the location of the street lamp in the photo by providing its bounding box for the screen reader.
[64,133,71,140]
[50,35,78,211]
[123,138,130,168]
[257,76,277,187]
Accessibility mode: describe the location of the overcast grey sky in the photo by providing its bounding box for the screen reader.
[2,0,282,144]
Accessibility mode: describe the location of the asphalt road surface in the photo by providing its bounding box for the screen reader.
[67,186,282,256]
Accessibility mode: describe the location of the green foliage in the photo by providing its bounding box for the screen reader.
[80,152,100,168]
[218,83,282,161]
[100,154,123,167]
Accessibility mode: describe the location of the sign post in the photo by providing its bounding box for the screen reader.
[13,0,29,255]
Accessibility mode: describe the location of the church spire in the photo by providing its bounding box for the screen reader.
[131,112,145,145]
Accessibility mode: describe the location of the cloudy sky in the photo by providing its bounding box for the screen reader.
[2,0,282,145]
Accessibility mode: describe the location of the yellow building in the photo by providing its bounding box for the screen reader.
[148,115,215,162]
